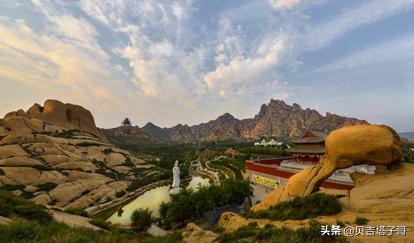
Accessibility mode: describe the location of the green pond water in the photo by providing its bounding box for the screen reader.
[108,176,210,225]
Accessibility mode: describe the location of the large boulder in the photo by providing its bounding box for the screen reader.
[2,100,107,142]
[252,124,403,211]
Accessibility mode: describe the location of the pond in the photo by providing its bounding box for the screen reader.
[108,176,210,225]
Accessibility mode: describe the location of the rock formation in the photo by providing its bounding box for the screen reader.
[252,124,403,211]
[2,100,106,143]
[182,223,218,243]
[0,100,165,211]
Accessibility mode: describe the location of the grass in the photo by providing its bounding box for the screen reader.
[244,193,341,221]
[0,219,183,243]
[354,216,369,225]
[217,220,348,243]
[0,189,52,223]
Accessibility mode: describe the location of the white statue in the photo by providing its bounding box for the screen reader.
[169,160,181,194]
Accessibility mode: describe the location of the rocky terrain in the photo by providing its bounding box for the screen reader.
[131,99,367,143]
[0,100,165,211]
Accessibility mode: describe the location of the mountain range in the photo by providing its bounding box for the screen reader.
[104,99,367,144]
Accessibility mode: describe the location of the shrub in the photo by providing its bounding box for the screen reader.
[20,191,35,199]
[37,182,57,192]
[115,190,126,198]
[161,180,252,224]
[0,189,52,223]
[76,142,101,147]
[217,219,348,243]
[210,225,225,234]
[131,208,153,233]
[244,193,341,221]
[64,207,88,217]
[354,216,369,225]
[0,184,25,191]
[103,148,114,155]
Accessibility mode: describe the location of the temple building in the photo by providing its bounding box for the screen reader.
[287,130,327,163]
[245,130,376,202]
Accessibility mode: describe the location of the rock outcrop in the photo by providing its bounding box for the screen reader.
[253,124,403,211]
[182,223,218,243]
[0,100,166,211]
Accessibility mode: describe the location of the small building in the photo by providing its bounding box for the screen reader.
[287,130,327,163]
[254,137,284,147]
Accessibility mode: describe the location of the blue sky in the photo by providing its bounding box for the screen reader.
[0,0,413,132]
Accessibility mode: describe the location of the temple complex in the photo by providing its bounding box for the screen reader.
[245,130,376,201]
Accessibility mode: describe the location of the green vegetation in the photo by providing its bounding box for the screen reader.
[0,184,25,191]
[89,217,112,230]
[0,189,52,223]
[217,220,348,243]
[354,216,369,225]
[52,129,77,138]
[115,190,126,198]
[76,142,102,147]
[131,208,153,233]
[403,143,414,163]
[160,180,252,225]
[0,219,183,243]
[244,193,341,221]
[64,207,88,217]
[103,148,114,155]
[37,182,57,192]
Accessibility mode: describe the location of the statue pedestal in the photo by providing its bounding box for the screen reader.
[169,187,181,195]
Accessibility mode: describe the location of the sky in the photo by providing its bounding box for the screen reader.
[0,0,413,132]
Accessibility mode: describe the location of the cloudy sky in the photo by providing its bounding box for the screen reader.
[0,0,413,132]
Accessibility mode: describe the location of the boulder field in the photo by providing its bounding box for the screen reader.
[0,100,165,211]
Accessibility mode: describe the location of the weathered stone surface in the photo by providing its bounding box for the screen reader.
[253,124,403,211]
[67,171,109,181]
[31,192,52,205]
[37,171,69,185]
[0,145,29,159]
[1,167,40,185]
[182,223,218,243]
[49,177,111,207]
[104,152,126,167]
[54,161,96,171]
[0,157,42,166]
[39,154,71,166]
[219,212,249,232]
[112,166,130,174]
[25,143,63,155]
[25,185,39,192]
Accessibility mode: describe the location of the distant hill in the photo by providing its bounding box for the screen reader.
[400,132,414,142]
[102,125,162,145]
[141,122,171,142]
[164,99,367,142]
[112,99,367,143]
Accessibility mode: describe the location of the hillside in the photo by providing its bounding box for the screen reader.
[102,125,162,145]
[0,100,167,211]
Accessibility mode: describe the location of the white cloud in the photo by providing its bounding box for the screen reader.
[268,0,301,10]
[310,35,414,73]
[305,0,414,50]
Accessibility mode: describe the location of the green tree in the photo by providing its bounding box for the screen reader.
[130,208,153,233]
